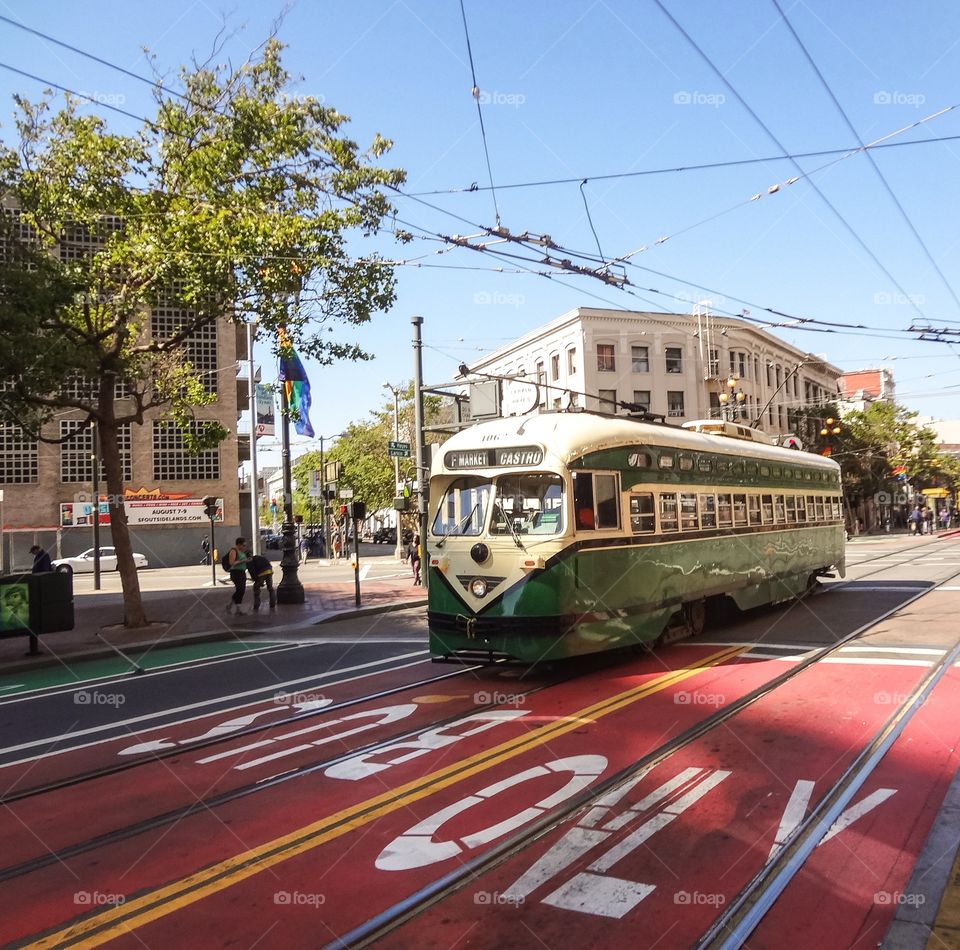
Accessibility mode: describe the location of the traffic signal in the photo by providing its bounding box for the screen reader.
[352,501,366,523]
[340,505,348,518]
[202,496,217,519]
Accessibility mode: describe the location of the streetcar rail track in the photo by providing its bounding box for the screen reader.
[330,566,960,949]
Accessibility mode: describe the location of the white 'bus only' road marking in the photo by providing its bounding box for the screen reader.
[376,755,608,871]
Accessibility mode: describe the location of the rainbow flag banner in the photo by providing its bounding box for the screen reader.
[278,331,315,438]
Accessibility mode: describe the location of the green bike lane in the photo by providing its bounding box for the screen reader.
[0,638,301,696]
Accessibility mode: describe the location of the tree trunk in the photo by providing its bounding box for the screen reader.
[98,378,148,627]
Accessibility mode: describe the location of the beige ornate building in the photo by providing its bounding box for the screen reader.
[468,307,842,435]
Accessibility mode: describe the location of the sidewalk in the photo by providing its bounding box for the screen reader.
[0,574,427,675]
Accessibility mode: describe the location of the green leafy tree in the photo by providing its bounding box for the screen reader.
[0,39,406,626]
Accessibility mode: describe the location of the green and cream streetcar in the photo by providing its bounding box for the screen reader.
[426,410,844,662]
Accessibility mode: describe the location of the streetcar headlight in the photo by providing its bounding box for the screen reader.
[470,577,489,598]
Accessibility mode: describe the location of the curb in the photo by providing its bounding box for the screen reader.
[1,598,427,676]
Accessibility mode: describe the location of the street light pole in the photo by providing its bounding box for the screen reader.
[276,330,305,605]
[412,316,428,591]
[246,318,260,556]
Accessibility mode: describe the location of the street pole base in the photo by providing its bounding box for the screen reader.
[276,581,305,604]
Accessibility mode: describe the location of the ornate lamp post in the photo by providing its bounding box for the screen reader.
[718,375,745,421]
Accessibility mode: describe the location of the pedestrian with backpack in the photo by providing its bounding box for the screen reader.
[246,553,276,611]
[223,537,249,614]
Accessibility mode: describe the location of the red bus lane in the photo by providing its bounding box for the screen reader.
[375,659,934,950]
[0,654,447,793]
[751,664,960,949]
[4,645,755,947]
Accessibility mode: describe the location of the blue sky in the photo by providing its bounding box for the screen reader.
[1,0,959,463]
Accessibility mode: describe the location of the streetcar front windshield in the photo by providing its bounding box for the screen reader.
[432,477,492,537]
[490,473,565,536]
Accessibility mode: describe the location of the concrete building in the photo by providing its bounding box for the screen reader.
[467,307,842,437]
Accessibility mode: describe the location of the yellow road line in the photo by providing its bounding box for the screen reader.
[32,645,744,949]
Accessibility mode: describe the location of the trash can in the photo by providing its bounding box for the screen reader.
[34,571,75,632]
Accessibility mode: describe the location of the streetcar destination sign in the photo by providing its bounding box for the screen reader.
[444,446,543,469]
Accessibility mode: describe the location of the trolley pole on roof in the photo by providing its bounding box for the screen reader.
[412,315,428,591]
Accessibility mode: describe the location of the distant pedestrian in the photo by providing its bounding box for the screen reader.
[299,536,310,564]
[29,545,53,573]
[409,534,422,586]
[225,537,249,615]
[941,508,951,531]
[200,536,211,565]
[908,506,921,535]
[924,507,934,535]
[246,553,276,610]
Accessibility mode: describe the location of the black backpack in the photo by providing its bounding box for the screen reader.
[221,549,233,571]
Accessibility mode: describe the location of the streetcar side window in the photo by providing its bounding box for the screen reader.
[774,495,786,523]
[717,493,733,527]
[595,474,620,529]
[733,494,747,526]
[573,472,595,529]
[786,495,797,523]
[660,493,679,532]
[761,494,773,523]
[680,492,699,530]
[796,495,807,522]
[699,493,717,528]
[573,472,619,530]
[832,498,841,519]
[679,456,694,472]
[630,493,656,533]
[816,496,826,521]
[807,495,817,521]
[748,495,762,525]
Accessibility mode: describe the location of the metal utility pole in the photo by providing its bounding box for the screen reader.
[412,315,428,591]
[246,319,260,556]
[91,422,101,591]
[384,383,403,560]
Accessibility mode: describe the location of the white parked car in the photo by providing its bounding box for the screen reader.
[52,547,149,574]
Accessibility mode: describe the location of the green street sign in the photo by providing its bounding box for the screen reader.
[388,440,411,458]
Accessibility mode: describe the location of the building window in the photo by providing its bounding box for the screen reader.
[598,388,617,411]
[567,348,577,375]
[536,361,546,406]
[153,422,220,480]
[708,348,719,376]
[729,351,737,376]
[550,353,560,381]
[61,375,132,401]
[767,363,774,387]
[632,390,651,411]
[665,347,683,374]
[631,345,649,373]
[667,391,685,417]
[738,353,747,378]
[151,306,219,394]
[0,423,38,483]
[60,420,132,482]
[597,343,615,372]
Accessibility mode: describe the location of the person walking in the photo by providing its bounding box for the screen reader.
[200,536,211,566]
[908,506,921,535]
[29,545,53,573]
[940,507,951,532]
[409,534,422,586]
[246,553,276,611]
[225,537,249,615]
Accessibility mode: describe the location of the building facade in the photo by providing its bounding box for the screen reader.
[468,307,842,436]
[838,367,896,412]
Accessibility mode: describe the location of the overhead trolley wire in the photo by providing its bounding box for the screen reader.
[772,0,960,314]
[458,0,501,226]
[651,0,932,325]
